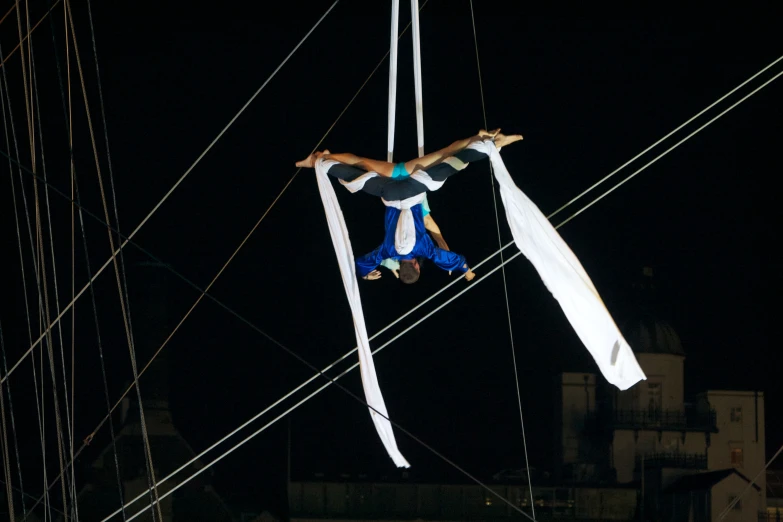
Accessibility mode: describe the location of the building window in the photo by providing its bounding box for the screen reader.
[730,448,744,468]
[727,496,742,511]
[730,407,742,423]
[647,382,662,415]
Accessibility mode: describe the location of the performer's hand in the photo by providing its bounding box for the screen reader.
[363,270,382,281]
[465,269,476,282]
[391,268,400,279]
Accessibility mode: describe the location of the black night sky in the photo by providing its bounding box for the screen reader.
[1,2,781,518]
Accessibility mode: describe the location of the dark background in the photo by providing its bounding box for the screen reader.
[1,1,780,516]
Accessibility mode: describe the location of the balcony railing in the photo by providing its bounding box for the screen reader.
[595,407,718,432]
[635,452,707,470]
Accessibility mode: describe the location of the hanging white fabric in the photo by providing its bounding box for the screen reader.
[469,140,647,391]
[387,0,400,162]
[410,0,424,158]
[314,157,411,468]
[387,0,425,161]
[383,192,426,255]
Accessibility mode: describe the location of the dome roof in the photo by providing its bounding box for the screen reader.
[623,316,684,356]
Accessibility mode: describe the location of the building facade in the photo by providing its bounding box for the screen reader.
[557,292,766,520]
[287,268,768,521]
[289,478,637,521]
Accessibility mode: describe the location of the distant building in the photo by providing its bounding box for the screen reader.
[288,475,637,521]
[556,267,766,521]
[765,469,783,521]
[288,268,769,522]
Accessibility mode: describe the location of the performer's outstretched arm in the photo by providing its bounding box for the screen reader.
[424,214,449,251]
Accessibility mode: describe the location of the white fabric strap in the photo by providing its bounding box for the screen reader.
[387,0,400,162]
[325,154,379,194]
[410,0,424,157]
[409,170,443,191]
[314,158,411,467]
[382,193,426,255]
[472,140,647,390]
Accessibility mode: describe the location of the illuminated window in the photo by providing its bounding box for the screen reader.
[730,448,744,468]
[730,407,742,423]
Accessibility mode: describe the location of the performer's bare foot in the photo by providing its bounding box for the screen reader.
[295,151,326,168]
[494,132,523,148]
[295,153,316,168]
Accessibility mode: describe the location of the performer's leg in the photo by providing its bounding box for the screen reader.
[321,162,389,198]
[296,151,395,177]
[403,131,496,173]
[323,153,395,177]
[417,132,524,183]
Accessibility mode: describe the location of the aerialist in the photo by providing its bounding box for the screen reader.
[296,129,523,284]
[379,195,448,279]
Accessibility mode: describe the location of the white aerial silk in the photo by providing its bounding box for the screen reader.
[383,193,427,255]
[314,158,411,468]
[387,0,425,161]
[470,139,647,391]
[410,0,424,158]
[386,0,399,163]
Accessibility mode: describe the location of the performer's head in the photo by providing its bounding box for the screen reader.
[399,259,421,284]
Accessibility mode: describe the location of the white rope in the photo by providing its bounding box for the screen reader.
[0,25,55,522]
[410,0,424,157]
[111,262,541,522]
[114,60,783,520]
[468,1,535,515]
[32,34,79,517]
[0,0,340,387]
[548,52,783,220]
[29,7,434,512]
[386,0,399,162]
[110,217,527,522]
[0,51,51,522]
[65,0,163,514]
[556,67,783,230]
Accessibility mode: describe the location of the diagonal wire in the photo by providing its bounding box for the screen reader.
[0,0,62,71]
[14,54,783,518]
[0,324,29,521]
[0,26,54,522]
[3,0,341,388]
[718,443,783,520]
[22,2,432,512]
[18,8,782,517]
[554,67,783,229]
[0,329,15,521]
[30,11,79,517]
[13,52,782,522]
[106,55,783,522]
[64,1,162,516]
[1,130,535,522]
[468,0,535,515]
[547,52,783,220]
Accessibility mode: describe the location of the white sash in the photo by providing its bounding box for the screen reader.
[382,193,426,255]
